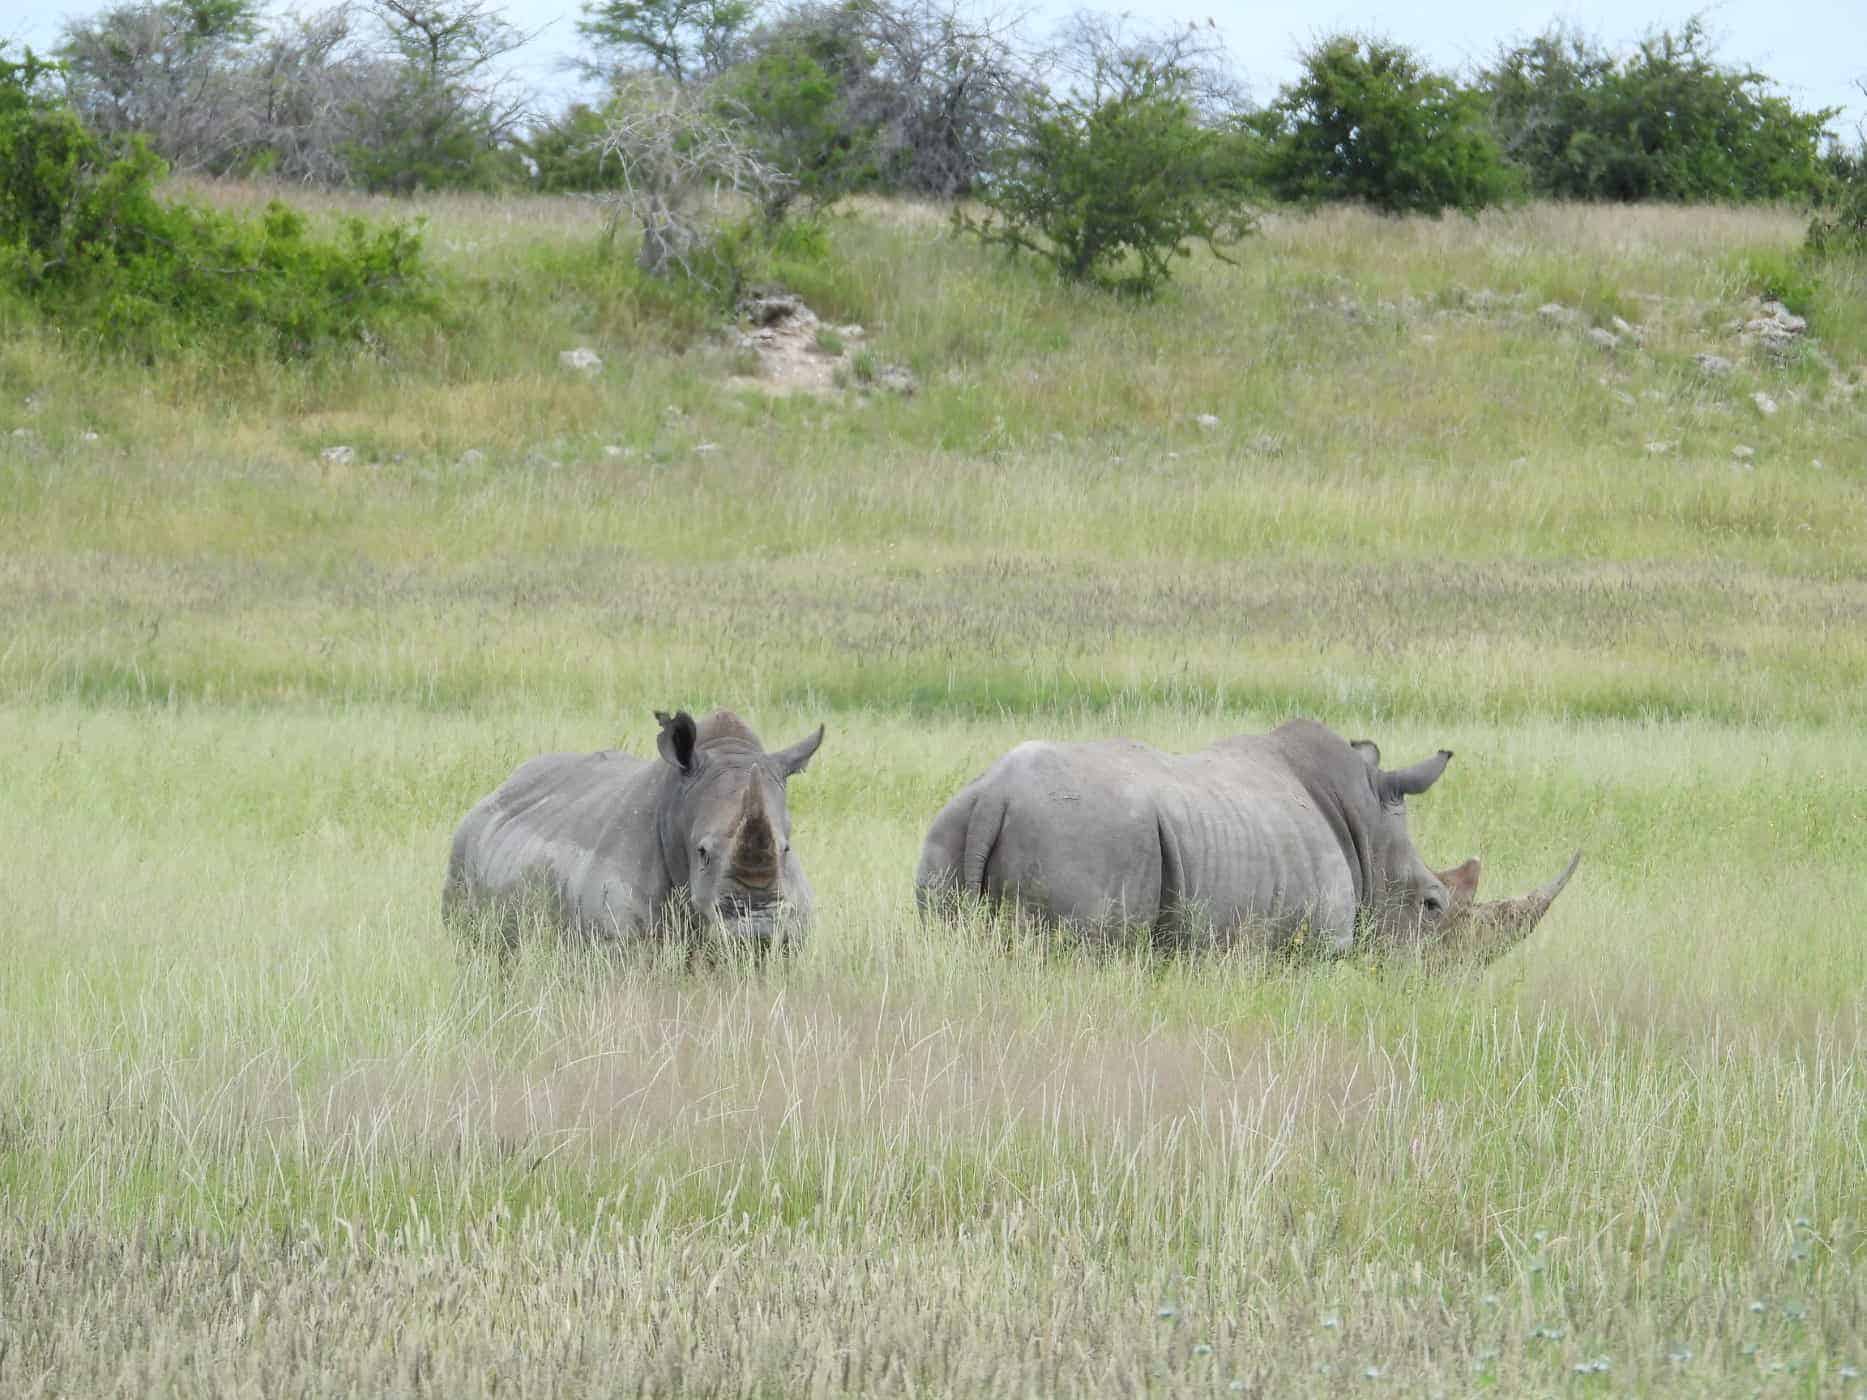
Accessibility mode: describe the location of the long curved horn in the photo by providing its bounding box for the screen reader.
[1453,851,1582,966]
[729,780,780,890]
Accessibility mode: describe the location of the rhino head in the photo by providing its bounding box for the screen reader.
[654,709,824,949]
[1349,739,1579,958]
[1426,850,1583,966]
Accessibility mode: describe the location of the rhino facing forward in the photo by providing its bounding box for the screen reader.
[446,709,824,952]
[915,719,1576,961]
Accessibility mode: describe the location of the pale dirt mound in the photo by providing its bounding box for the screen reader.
[727,291,915,398]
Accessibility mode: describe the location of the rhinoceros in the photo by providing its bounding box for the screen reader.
[445,709,824,952]
[914,718,1577,961]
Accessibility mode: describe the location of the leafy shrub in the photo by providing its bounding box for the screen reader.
[525,102,622,192]
[0,45,433,359]
[962,58,1255,295]
[1807,156,1867,257]
[1482,20,1836,203]
[714,26,880,213]
[1246,34,1515,216]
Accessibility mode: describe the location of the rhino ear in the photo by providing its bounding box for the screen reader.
[771,724,825,779]
[1382,749,1452,801]
[656,710,699,773]
[1351,739,1381,769]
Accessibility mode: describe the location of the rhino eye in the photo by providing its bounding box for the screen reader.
[696,843,712,868]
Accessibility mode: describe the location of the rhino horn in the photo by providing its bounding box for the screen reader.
[1455,850,1582,965]
[729,780,781,890]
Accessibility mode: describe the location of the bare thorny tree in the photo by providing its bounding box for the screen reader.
[56,0,542,186]
[1041,10,1247,121]
[595,74,790,279]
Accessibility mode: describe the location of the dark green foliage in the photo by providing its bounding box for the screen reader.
[524,102,621,192]
[1482,19,1836,202]
[714,27,878,212]
[1247,34,1516,216]
[962,59,1255,295]
[342,74,527,194]
[0,46,432,359]
[1807,141,1867,256]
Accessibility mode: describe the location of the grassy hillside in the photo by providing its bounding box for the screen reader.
[2,191,1864,1395]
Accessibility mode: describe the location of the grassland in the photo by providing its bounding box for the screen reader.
[1,192,1864,1395]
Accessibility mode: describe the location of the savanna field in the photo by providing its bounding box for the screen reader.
[3,191,1866,1394]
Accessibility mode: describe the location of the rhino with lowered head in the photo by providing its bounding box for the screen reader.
[915,718,1576,961]
[445,709,824,952]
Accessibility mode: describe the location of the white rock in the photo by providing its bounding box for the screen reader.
[80,431,100,443]
[1693,353,1736,376]
[1752,392,1779,416]
[1193,413,1221,430]
[1731,445,1755,461]
[1537,302,1578,324]
[1586,327,1621,350]
[1645,440,1677,455]
[873,364,918,396]
[693,442,719,455]
[838,324,866,340]
[1610,316,1644,344]
[1760,300,1808,334]
[319,445,355,465]
[603,444,626,458]
[559,347,603,373]
[456,448,485,468]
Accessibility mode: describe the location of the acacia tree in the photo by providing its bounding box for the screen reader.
[346,0,535,191]
[574,0,757,83]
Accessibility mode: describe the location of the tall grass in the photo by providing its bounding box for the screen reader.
[1,191,1864,1395]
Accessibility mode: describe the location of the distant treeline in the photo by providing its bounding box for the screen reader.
[31,0,1866,209]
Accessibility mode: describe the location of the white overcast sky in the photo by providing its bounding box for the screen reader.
[8,0,1864,139]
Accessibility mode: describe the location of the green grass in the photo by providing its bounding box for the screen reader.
[1,190,1864,1395]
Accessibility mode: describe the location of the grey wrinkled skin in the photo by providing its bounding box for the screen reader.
[916,718,1576,959]
[445,709,824,954]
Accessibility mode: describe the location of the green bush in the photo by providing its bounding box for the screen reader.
[0,44,434,359]
[1246,34,1516,216]
[714,33,880,214]
[525,102,622,192]
[961,58,1256,296]
[1482,20,1836,203]
[1807,150,1867,257]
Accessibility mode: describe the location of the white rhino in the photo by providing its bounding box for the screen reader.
[445,709,824,953]
[915,718,1576,961]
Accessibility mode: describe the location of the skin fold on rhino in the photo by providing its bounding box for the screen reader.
[914,718,1577,962]
[444,709,825,954]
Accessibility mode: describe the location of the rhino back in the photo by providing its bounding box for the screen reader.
[448,749,667,936]
[1152,740,1359,947]
[975,740,1173,930]
[962,734,1360,947]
